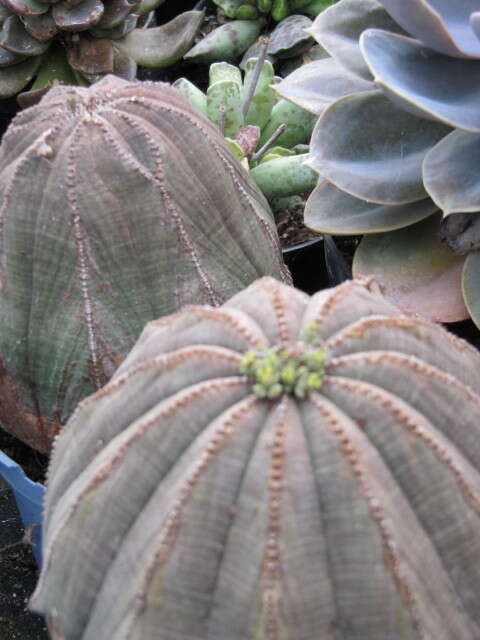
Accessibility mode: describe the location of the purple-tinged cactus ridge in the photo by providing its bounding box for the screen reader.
[0,76,289,455]
[31,277,480,639]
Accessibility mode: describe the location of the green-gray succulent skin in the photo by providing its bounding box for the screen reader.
[32,277,480,639]
[0,0,204,98]
[0,76,290,454]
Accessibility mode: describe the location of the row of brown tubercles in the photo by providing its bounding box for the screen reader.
[0,75,289,454]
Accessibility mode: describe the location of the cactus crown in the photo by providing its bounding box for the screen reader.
[239,343,326,398]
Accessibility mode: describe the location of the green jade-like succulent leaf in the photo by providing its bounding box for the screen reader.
[239,343,326,398]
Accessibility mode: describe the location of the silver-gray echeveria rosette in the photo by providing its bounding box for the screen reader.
[276,0,480,326]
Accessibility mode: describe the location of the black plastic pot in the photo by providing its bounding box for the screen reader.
[282,236,329,295]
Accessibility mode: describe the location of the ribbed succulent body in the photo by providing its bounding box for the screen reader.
[0,75,289,453]
[31,277,480,639]
[0,0,204,98]
[276,0,480,326]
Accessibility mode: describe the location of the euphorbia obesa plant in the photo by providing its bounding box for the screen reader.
[0,75,289,454]
[276,0,480,327]
[31,277,480,639]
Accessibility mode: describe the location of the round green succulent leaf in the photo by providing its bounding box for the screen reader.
[239,343,326,398]
[309,0,406,81]
[0,15,50,55]
[21,12,58,41]
[275,56,373,115]
[0,45,27,67]
[4,0,49,16]
[423,129,480,216]
[250,153,317,198]
[380,0,480,58]
[305,180,439,234]
[67,35,114,74]
[353,213,469,323]
[462,250,480,329]
[0,53,42,96]
[207,78,244,138]
[259,98,315,148]
[309,89,451,205]
[52,0,104,31]
[97,0,140,29]
[115,10,204,67]
[360,29,480,133]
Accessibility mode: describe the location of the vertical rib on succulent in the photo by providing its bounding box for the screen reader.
[66,132,103,390]
[262,397,288,640]
[127,394,260,632]
[0,76,287,453]
[310,394,426,638]
[34,280,480,638]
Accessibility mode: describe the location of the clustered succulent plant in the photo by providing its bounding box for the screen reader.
[276,0,480,326]
[212,0,328,21]
[0,74,289,454]
[0,0,204,99]
[174,56,317,200]
[184,2,332,64]
[31,276,480,639]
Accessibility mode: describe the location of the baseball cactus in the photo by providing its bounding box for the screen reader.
[31,277,480,639]
[0,75,289,454]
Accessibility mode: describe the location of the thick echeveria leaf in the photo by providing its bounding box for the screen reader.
[67,36,113,73]
[0,15,49,55]
[308,90,450,205]
[275,56,372,114]
[0,54,41,96]
[423,130,480,215]
[353,213,468,322]
[267,15,313,58]
[380,0,480,58]
[184,19,263,64]
[52,0,104,31]
[21,12,58,41]
[308,0,405,80]
[361,29,480,132]
[97,0,140,29]
[0,46,26,67]
[4,0,48,16]
[463,250,480,328]
[305,179,438,233]
[115,10,204,67]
